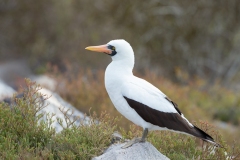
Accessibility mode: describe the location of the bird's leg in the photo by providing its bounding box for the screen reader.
[121,128,148,149]
[141,128,148,142]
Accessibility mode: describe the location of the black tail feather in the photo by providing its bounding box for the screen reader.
[193,125,223,148]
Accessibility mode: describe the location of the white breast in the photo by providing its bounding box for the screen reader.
[105,62,155,129]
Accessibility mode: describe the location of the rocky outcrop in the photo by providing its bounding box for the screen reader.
[37,88,90,132]
[0,75,89,133]
[0,80,16,101]
[93,142,169,160]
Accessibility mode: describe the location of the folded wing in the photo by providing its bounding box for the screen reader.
[121,77,216,145]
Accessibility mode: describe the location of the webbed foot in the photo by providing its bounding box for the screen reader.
[121,128,148,149]
[121,137,145,149]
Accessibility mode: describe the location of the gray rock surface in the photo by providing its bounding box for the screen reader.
[31,75,57,91]
[0,80,16,100]
[37,88,90,133]
[93,142,169,160]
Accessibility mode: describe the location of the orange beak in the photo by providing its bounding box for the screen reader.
[85,44,112,54]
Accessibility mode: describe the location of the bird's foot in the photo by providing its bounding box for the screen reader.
[121,137,145,149]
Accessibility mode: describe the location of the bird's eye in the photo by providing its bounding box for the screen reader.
[108,45,116,51]
[107,45,117,56]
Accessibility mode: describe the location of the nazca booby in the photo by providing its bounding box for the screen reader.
[85,39,220,148]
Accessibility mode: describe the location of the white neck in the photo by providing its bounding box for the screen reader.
[104,59,134,94]
[106,59,134,77]
[104,39,135,93]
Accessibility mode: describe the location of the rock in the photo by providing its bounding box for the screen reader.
[0,80,16,100]
[37,88,90,133]
[1,86,89,133]
[31,75,57,91]
[111,131,123,144]
[0,60,31,89]
[93,142,169,160]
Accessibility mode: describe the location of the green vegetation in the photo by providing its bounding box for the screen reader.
[0,80,117,159]
[1,78,238,159]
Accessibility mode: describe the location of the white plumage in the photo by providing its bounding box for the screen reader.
[104,40,188,129]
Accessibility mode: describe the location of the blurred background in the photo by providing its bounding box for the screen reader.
[0,0,239,145]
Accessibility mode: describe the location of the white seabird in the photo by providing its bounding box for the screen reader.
[85,39,221,148]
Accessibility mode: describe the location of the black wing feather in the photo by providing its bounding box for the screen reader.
[123,96,216,144]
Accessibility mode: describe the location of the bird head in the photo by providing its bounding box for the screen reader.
[85,39,134,62]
